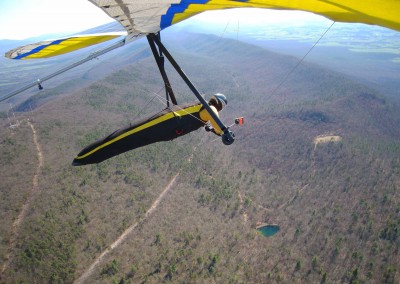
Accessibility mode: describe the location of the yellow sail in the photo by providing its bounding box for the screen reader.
[5,33,126,59]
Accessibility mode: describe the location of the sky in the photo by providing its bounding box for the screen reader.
[190,8,327,26]
[0,0,330,40]
[0,0,114,40]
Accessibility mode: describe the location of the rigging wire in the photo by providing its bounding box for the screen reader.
[228,23,337,149]
[216,20,335,113]
[152,90,244,146]
[222,22,337,138]
[132,20,336,152]
[270,21,336,96]
[147,87,217,161]
[152,90,206,125]
[128,19,336,150]
[133,85,166,119]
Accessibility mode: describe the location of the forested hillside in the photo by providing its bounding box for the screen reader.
[1,33,399,283]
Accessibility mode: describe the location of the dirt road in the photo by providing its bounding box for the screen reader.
[74,173,179,284]
[1,120,43,276]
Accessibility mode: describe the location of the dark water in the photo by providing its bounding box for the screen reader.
[257,224,280,237]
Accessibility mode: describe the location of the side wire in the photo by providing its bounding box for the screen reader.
[133,86,166,119]
[270,21,335,96]
[152,91,206,125]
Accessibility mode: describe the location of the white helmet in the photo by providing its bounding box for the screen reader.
[208,93,227,111]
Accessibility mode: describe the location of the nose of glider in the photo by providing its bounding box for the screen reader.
[72,158,83,166]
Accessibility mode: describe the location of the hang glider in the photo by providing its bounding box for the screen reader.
[2,0,400,163]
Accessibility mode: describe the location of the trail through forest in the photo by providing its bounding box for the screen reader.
[1,120,43,276]
[75,173,179,284]
[238,191,248,223]
[75,140,204,282]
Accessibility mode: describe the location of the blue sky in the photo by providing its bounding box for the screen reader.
[0,0,113,40]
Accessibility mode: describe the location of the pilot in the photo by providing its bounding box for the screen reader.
[72,94,228,166]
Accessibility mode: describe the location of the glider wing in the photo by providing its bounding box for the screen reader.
[5,32,126,60]
[6,1,399,60]
[89,0,400,34]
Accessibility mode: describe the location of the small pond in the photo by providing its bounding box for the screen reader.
[257,224,280,237]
